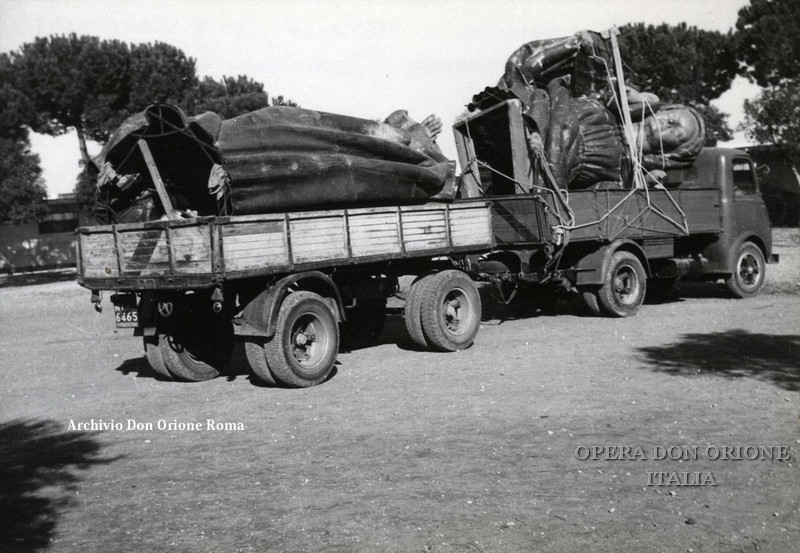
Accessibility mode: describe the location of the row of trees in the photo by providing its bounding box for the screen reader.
[1,0,798,223]
[618,0,800,152]
[0,35,295,222]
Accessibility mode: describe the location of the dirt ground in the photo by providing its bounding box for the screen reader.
[1,229,799,553]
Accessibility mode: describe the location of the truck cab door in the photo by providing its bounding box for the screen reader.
[731,157,772,241]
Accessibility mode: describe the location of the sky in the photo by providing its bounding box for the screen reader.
[0,0,761,198]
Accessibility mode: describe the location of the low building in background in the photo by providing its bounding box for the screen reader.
[742,145,800,227]
[0,194,95,274]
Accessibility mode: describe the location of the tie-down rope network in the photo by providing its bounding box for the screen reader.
[460,27,690,275]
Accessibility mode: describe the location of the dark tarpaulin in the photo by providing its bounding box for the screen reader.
[92,104,456,223]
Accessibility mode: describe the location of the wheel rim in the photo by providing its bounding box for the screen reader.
[738,252,762,289]
[290,312,328,371]
[613,265,641,306]
[442,288,473,336]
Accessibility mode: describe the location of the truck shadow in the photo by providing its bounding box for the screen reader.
[0,419,121,553]
[636,330,800,391]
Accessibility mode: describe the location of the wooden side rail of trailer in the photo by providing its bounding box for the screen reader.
[76,199,494,290]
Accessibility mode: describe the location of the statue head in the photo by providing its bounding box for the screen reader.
[639,104,704,156]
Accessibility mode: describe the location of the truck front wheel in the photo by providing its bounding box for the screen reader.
[263,291,339,387]
[726,242,765,298]
[419,270,481,351]
[596,251,646,318]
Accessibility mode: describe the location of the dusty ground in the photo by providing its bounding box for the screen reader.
[1,229,799,553]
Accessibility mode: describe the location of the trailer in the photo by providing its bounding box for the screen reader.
[78,199,496,386]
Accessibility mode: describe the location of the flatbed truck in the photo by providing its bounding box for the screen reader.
[76,96,776,387]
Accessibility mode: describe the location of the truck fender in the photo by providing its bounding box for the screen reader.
[575,240,650,286]
[240,271,345,338]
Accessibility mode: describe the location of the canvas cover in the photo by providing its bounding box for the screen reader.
[92,104,456,223]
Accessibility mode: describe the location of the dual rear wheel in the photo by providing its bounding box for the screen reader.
[245,291,339,388]
[404,270,482,351]
[144,311,233,382]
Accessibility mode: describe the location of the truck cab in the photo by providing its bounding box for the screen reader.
[668,148,775,296]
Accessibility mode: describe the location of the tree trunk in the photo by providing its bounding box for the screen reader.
[75,126,92,170]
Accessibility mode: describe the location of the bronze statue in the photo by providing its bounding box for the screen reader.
[475,30,705,190]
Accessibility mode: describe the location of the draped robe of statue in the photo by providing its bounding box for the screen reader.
[92,104,456,223]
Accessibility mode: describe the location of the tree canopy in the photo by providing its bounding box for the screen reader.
[736,0,800,88]
[736,0,800,152]
[0,54,47,223]
[0,138,47,224]
[1,33,296,211]
[617,22,738,145]
[183,75,297,119]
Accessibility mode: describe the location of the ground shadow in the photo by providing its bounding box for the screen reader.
[114,357,170,381]
[0,418,121,552]
[0,269,77,289]
[637,330,800,391]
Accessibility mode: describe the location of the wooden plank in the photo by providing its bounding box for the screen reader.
[403,227,447,236]
[225,234,286,249]
[225,247,288,259]
[137,139,177,220]
[221,221,284,237]
[227,250,289,261]
[401,215,447,225]
[350,230,400,241]
[223,241,286,254]
[289,214,345,224]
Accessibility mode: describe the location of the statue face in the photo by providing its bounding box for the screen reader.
[641,108,700,153]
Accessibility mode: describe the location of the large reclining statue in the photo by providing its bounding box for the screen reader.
[92,104,456,223]
[471,30,705,190]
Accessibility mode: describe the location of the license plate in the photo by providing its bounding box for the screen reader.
[113,297,139,328]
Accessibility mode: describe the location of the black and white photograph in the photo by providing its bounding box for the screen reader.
[1,0,798,551]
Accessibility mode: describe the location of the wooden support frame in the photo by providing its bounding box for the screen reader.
[137,139,178,221]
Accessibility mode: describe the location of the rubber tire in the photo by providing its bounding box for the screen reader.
[244,339,278,385]
[340,298,387,348]
[264,291,339,388]
[404,277,431,349]
[597,251,646,318]
[726,242,766,299]
[419,270,481,352]
[581,286,602,316]
[144,335,172,379]
[159,319,233,382]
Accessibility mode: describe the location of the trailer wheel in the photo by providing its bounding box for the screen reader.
[159,319,233,382]
[419,270,481,351]
[244,339,278,386]
[597,251,646,317]
[726,242,765,298]
[264,291,339,388]
[144,335,172,379]
[340,298,387,349]
[404,277,430,349]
